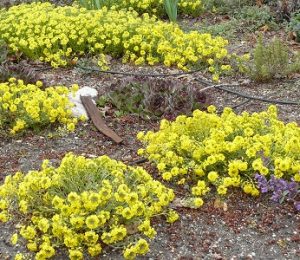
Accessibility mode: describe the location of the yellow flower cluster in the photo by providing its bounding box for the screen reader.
[0,153,177,259]
[0,78,82,134]
[138,105,300,207]
[0,2,229,73]
[75,0,203,17]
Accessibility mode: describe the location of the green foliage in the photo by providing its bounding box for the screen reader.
[287,50,300,74]
[202,0,253,14]
[184,5,276,40]
[77,0,104,9]
[0,39,7,64]
[290,12,300,42]
[96,78,207,119]
[164,0,178,22]
[249,36,300,82]
[233,5,277,32]
[196,19,239,39]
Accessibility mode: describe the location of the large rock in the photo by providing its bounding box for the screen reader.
[68,86,98,118]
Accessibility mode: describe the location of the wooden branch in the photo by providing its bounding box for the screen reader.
[80,95,123,144]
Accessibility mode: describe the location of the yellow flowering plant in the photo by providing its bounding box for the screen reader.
[0,2,229,77]
[137,105,300,208]
[0,153,178,259]
[0,78,82,135]
[75,0,203,17]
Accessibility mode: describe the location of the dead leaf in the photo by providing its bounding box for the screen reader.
[171,197,189,208]
[126,223,139,235]
[277,239,286,248]
[256,0,263,7]
[287,31,296,41]
[214,198,228,211]
[259,25,269,33]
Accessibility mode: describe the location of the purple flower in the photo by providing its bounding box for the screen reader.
[294,201,300,211]
[287,181,299,198]
[255,174,300,211]
[255,173,269,193]
[271,191,282,203]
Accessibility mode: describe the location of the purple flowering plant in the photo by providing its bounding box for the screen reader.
[255,174,300,211]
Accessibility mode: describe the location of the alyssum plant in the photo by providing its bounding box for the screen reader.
[0,153,178,259]
[137,105,300,208]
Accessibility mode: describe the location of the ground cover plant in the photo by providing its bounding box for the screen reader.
[96,77,207,119]
[0,78,82,135]
[137,105,300,209]
[247,36,300,81]
[0,2,230,79]
[0,153,178,259]
[255,174,300,210]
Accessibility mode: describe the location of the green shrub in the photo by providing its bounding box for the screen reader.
[249,36,300,82]
[234,5,277,32]
[0,153,178,259]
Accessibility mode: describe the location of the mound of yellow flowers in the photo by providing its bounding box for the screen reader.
[74,0,203,17]
[137,105,300,208]
[0,78,83,135]
[0,2,229,76]
[0,153,178,259]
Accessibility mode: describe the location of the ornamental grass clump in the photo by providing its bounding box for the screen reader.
[0,78,82,135]
[137,105,300,208]
[0,153,178,259]
[0,2,230,77]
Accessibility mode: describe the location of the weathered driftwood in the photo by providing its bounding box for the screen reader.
[80,95,123,144]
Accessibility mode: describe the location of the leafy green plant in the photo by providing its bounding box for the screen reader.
[290,12,300,42]
[164,0,178,22]
[234,5,277,32]
[0,39,7,64]
[196,19,240,39]
[97,77,207,119]
[202,0,253,14]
